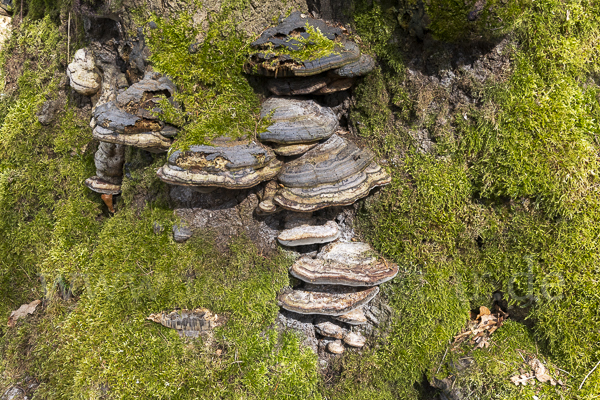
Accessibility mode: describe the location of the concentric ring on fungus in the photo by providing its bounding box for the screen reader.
[259,97,338,145]
[244,12,361,78]
[157,158,282,189]
[157,138,282,189]
[277,134,374,188]
[274,162,391,212]
[93,126,173,152]
[277,285,379,316]
[289,241,399,286]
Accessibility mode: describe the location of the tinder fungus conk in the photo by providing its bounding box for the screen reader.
[259,97,338,146]
[266,75,355,96]
[327,340,345,354]
[334,307,368,325]
[343,331,366,348]
[91,73,179,152]
[157,137,282,189]
[289,241,399,286]
[84,142,125,195]
[273,135,391,212]
[329,54,376,78]
[314,318,347,339]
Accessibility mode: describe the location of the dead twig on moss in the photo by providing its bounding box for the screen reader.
[579,360,600,390]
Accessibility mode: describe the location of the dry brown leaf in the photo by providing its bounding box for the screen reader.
[476,306,491,319]
[479,314,497,326]
[7,300,41,327]
[510,373,535,386]
[529,358,556,385]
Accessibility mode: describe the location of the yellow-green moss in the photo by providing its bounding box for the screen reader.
[249,21,339,63]
[146,9,267,150]
[349,0,600,397]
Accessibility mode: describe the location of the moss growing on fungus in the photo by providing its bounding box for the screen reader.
[249,21,339,63]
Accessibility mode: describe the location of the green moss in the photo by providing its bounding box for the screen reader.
[346,0,600,397]
[435,320,571,399]
[250,21,339,63]
[146,8,267,150]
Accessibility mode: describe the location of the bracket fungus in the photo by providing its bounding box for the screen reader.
[343,332,366,348]
[257,180,280,214]
[67,48,101,96]
[329,54,376,78]
[157,137,282,189]
[91,73,178,152]
[244,12,361,78]
[277,284,379,316]
[314,318,348,339]
[334,307,368,325]
[277,220,340,246]
[259,97,338,145]
[85,142,125,195]
[266,74,355,96]
[327,340,345,354]
[273,135,391,212]
[290,241,399,286]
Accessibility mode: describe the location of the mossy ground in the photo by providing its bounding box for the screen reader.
[2,0,600,399]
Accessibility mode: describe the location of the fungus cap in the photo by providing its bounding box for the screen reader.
[259,97,338,144]
[277,134,374,188]
[277,284,379,316]
[274,161,391,212]
[277,220,340,246]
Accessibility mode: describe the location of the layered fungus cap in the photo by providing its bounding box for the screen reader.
[92,73,179,152]
[277,284,379,316]
[244,11,361,77]
[259,97,338,145]
[289,241,399,286]
[67,48,101,96]
[157,137,282,189]
[273,135,391,211]
[274,161,391,212]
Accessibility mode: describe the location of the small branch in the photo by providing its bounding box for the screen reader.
[557,368,573,377]
[436,345,450,374]
[579,360,600,390]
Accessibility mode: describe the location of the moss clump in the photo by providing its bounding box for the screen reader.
[146,9,267,150]
[250,21,339,63]
[344,0,600,398]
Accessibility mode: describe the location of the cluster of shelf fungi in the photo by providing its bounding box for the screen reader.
[68,12,398,355]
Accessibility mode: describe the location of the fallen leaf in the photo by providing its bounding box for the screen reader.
[529,358,557,385]
[476,306,491,319]
[510,373,534,386]
[8,300,41,327]
[479,314,498,326]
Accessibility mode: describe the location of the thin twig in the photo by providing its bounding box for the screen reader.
[557,367,573,377]
[579,360,600,390]
[436,345,450,374]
